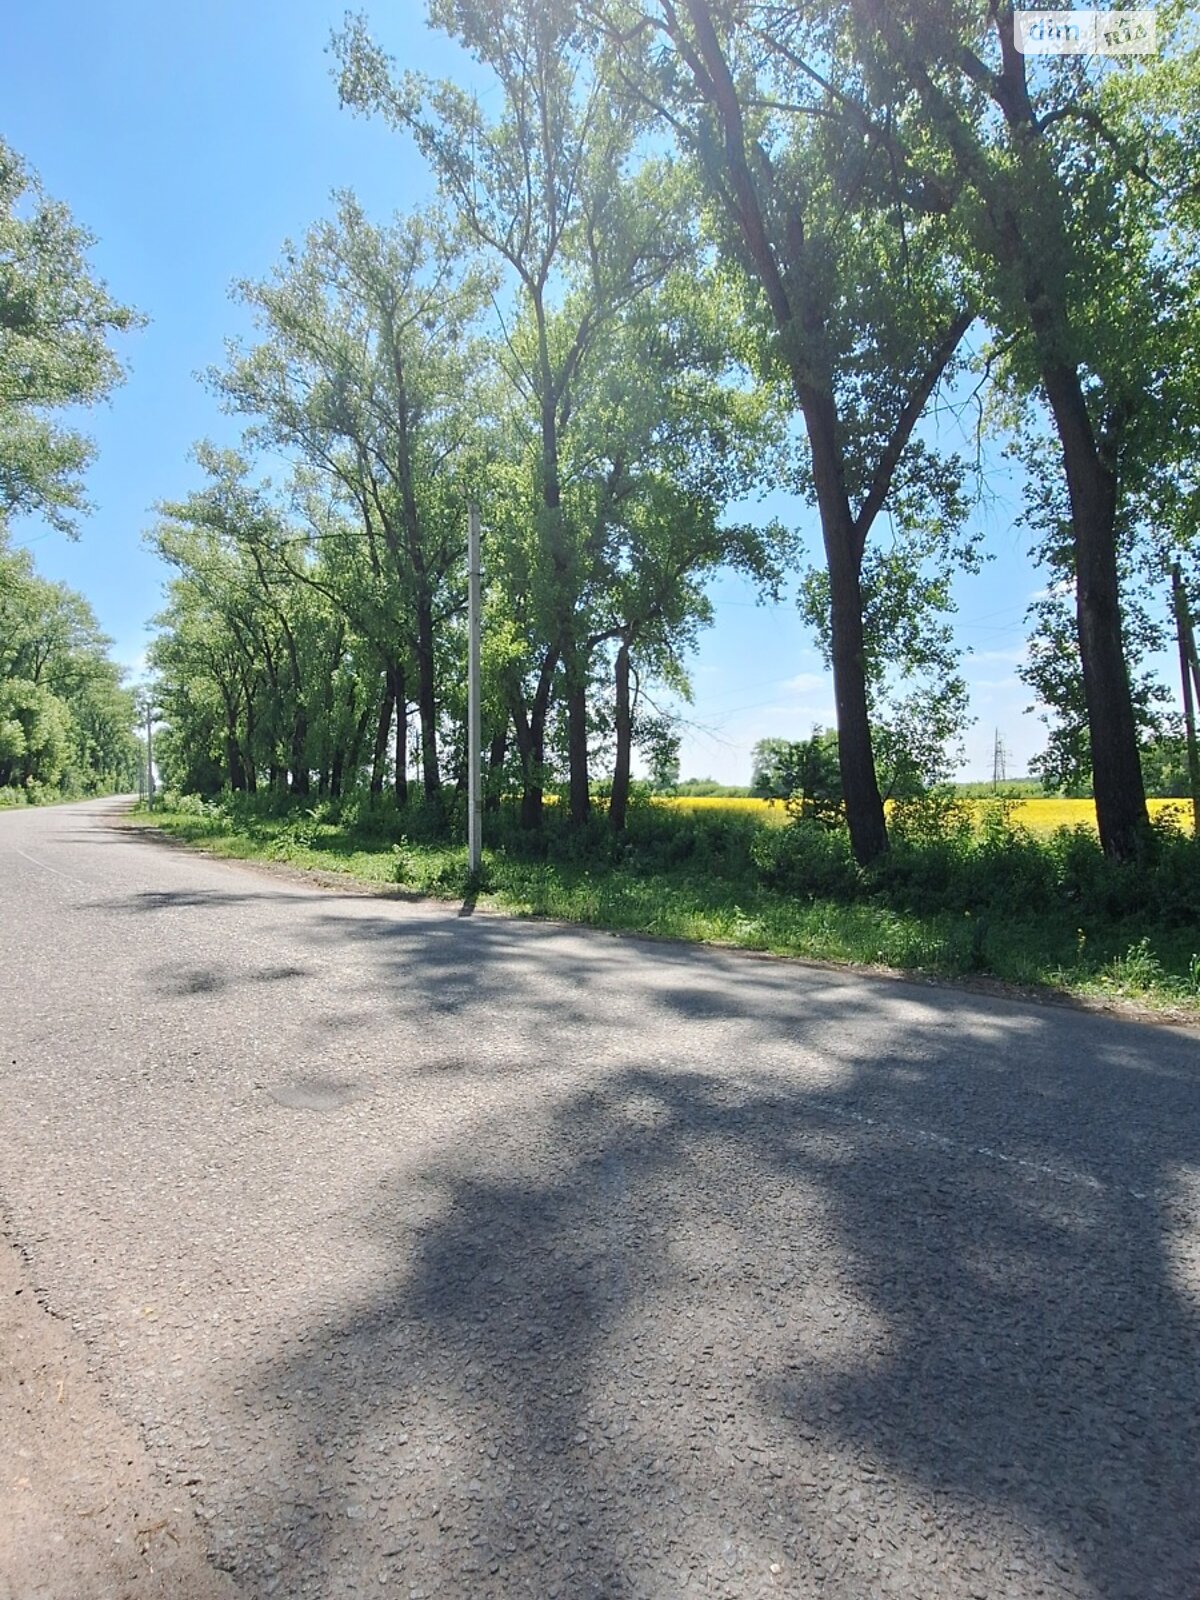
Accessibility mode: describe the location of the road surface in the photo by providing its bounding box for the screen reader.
[2,796,1199,1599]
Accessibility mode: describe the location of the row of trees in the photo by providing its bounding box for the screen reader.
[0,138,141,799]
[0,534,139,796]
[149,158,793,827]
[148,0,1200,861]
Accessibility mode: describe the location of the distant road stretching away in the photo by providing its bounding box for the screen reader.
[2,796,1199,1599]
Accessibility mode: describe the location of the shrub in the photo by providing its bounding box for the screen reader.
[752,819,859,898]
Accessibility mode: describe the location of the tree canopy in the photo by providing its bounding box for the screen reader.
[0,138,141,535]
[0,529,138,798]
[128,2,1200,856]
[0,140,141,802]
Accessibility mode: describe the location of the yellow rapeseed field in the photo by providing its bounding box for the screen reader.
[1002,797,1191,833]
[1006,797,1192,834]
[656,795,786,820]
[656,794,1194,834]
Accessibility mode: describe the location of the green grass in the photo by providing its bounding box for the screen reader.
[132,791,1200,1018]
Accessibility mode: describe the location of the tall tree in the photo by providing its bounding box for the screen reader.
[150,452,326,795]
[0,529,137,795]
[336,0,692,826]
[576,269,795,828]
[0,139,141,534]
[591,0,974,862]
[215,196,485,802]
[844,0,1167,857]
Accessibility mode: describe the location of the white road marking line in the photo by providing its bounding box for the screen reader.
[810,1099,1151,1202]
[6,845,88,888]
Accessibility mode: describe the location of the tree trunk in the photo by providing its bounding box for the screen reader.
[1038,359,1149,859]
[824,524,887,865]
[512,698,544,830]
[610,641,632,833]
[486,723,507,813]
[663,0,890,863]
[370,666,395,799]
[388,346,441,804]
[804,387,889,865]
[393,665,408,807]
[415,596,441,799]
[289,709,309,796]
[226,730,243,791]
[512,650,559,830]
[346,704,372,790]
[328,679,353,799]
[242,740,257,794]
[565,645,590,826]
[876,9,1151,860]
[993,27,1150,860]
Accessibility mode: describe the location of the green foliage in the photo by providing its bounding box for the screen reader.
[0,139,142,534]
[797,519,980,797]
[0,145,141,801]
[1015,445,1180,795]
[592,0,983,860]
[142,791,1200,1011]
[334,0,795,826]
[751,730,845,825]
[146,15,795,831]
[751,820,860,899]
[952,779,1045,799]
[674,778,751,797]
[139,0,1200,874]
[750,739,798,799]
[0,529,138,799]
[643,725,681,792]
[1139,730,1196,799]
[0,677,70,788]
[847,0,1200,852]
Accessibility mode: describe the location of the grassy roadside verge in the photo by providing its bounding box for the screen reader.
[131,797,1200,1021]
[0,786,132,810]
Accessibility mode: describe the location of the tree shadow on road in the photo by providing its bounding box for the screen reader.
[224,945,1200,1600]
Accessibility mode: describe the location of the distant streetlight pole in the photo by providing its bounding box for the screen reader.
[467,502,482,876]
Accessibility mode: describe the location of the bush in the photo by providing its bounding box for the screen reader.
[147,780,1200,1003]
[751,819,859,899]
[162,790,210,818]
[392,839,472,895]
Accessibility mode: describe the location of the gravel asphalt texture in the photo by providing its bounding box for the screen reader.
[2,796,1199,1599]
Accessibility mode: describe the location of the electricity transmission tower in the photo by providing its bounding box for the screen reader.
[992,729,1007,790]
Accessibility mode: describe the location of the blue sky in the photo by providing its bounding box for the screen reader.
[8,0,1054,783]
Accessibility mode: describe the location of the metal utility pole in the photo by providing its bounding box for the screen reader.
[1171,562,1200,835]
[467,503,482,876]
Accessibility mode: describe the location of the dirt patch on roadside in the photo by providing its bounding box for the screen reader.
[0,1233,240,1600]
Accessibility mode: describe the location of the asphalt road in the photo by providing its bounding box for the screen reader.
[2,796,1199,1600]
